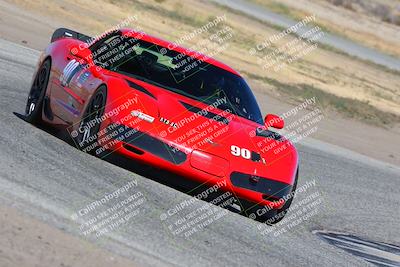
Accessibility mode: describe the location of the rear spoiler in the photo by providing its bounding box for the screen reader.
[51,28,92,43]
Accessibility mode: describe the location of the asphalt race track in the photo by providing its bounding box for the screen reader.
[1,38,400,267]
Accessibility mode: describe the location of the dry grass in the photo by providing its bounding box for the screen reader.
[327,0,400,25]
[248,0,400,58]
[243,71,400,126]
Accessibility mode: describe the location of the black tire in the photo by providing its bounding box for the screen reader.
[250,167,299,224]
[25,59,51,124]
[74,86,107,155]
[271,167,299,223]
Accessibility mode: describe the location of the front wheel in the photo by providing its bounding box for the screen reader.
[272,167,299,223]
[25,59,51,123]
[250,167,299,224]
[74,86,107,155]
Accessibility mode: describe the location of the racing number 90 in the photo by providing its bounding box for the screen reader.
[231,145,251,159]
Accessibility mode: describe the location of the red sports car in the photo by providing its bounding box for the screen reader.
[25,28,299,223]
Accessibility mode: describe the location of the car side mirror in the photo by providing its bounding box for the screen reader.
[265,114,284,129]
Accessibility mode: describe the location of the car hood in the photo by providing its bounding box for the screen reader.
[111,75,298,183]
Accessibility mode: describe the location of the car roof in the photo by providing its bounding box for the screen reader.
[120,28,241,76]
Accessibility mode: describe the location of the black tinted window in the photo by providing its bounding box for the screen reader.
[91,34,263,124]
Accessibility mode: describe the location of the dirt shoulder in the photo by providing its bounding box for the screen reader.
[0,204,138,267]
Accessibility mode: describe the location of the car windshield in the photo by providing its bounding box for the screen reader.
[90,33,263,124]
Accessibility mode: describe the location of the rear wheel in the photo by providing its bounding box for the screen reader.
[25,59,51,123]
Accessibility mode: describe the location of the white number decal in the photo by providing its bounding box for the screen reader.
[231,145,251,159]
[241,148,251,159]
[231,145,241,156]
